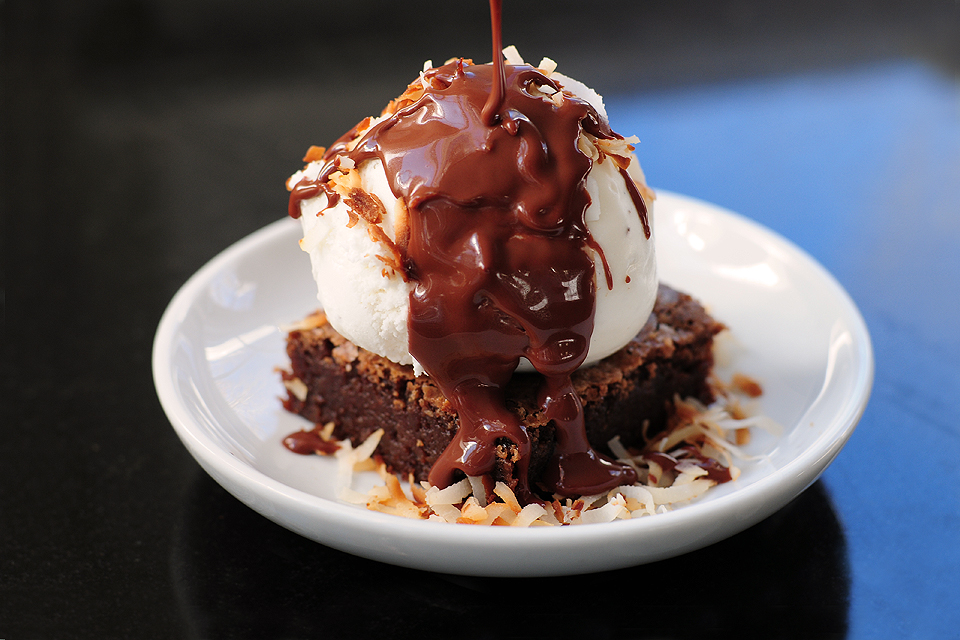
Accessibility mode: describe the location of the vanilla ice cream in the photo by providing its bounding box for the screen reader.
[288,53,656,374]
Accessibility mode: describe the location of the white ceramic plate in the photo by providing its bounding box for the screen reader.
[153,191,873,577]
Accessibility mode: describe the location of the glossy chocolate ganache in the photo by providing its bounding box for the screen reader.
[288,33,650,503]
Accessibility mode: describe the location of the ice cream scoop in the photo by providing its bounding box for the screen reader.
[288,54,656,375]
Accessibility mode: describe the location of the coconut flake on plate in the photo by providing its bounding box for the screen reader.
[303,374,780,526]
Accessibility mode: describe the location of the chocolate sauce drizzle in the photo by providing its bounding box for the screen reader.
[283,430,341,455]
[289,3,651,501]
[481,0,506,126]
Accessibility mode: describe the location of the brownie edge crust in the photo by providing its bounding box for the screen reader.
[280,283,724,494]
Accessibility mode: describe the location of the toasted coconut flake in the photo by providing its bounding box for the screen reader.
[392,498,427,520]
[345,187,386,225]
[334,439,356,486]
[493,482,523,514]
[537,83,558,97]
[393,197,411,250]
[731,373,764,397]
[431,503,463,523]
[328,169,361,197]
[595,136,638,160]
[608,436,630,460]
[367,484,392,503]
[383,471,408,502]
[645,478,714,503]
[618,485,656,516]
[649,422,706,453]
[502,45,524,65]
[457,497,489,524]
[578,493,606,510]
[537,57,557,75]
[353,458,378,473]
[711,329,739,368]
[513,503,549,527]
[282,377,308,402]
[646,458,665,487]
[467,476,488,507]
[407,477,424,502]
[353,429,383,462]
[489,504,517,526]
[319,421,336,440]
[352,116,374,139]
[302,145,327,162]
[535,505,561,526]
[576,493,629,524]
[577,134,600,161]
[674,466,709,486]
[426,478,473,507]
[292,365,776,525]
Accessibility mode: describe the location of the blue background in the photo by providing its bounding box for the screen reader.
[609,61,960,638]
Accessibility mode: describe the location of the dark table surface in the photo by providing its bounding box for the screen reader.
[4,1,960,638]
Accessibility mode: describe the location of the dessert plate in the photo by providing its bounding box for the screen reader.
[153,191,873,577]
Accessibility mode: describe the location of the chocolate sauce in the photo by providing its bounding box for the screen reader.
[283,430,341,455]
[481,0,506,126]
[619,166,651,239]
[676,445,734,484]
[288,2,653,500]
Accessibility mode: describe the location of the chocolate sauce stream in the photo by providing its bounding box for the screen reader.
[287,5,653,500]
[481,0,506,126]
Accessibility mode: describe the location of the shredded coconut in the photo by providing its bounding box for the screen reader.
[282,377,308,402]
[304,376,778,526]
[502,45,524,66]
[537,56,558,75]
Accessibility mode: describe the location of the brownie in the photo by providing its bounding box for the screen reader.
[280,283,724,494]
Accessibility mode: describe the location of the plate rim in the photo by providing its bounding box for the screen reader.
[152,190,874,575]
